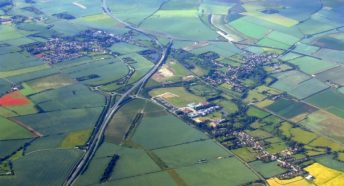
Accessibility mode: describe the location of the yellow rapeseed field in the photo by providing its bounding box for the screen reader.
[267,176,313,186]
[305,163,344,186]
[267,163,344,186]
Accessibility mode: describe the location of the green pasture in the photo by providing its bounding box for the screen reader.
[0,149,82,186]
[15,108,102,135]
[0,117,32,140]
[29,84,105,111]
[306,89,344,118]
[249,161,286,178]
[176,157,260,185]
[267,98,317,119]
[289,56,337,75]
[153,139,230,168]
[132,113,208,149]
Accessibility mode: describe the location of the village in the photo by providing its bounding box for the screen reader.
[21,29,153,64]
[205,52,279,92]
[234,131,312,180]
[152,91,314,181]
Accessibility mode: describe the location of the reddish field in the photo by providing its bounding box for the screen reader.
[0,91,30,106]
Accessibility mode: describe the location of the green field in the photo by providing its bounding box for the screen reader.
[108,146,161,181]
[0,52,44,72]
[149,87,206,107]
[153,139,230,168]
[312,33,344,50]
[231,147,257,162]
[5,37,36,47]
[297,18,336,35]
[29,84,105,111]
[63,57,129,86]
[0,79,11,96]
[15,108,102,135]
[257,38,291,50]
[104,172,176,186]
[265,142,288,154]
[73,14,124,33]
[293,43,320,55]
[120,53,154,86]
[244,90,267,103]
[260,115,283,133]
[279,122,293,138]
[110,42,147,54]
[300,110,344,143]
[107,0,167,25]
[267,98,317,119]
[288,78,329,99]
[0,44,20,55]
[25,134,67,154]
[0,149,82,186]
[191,42,241,58]
[24,74,75,93]
[76,142,161,185]
[176,157,260,185]
[313,34,344,51]
[0,25,27,42]
[0,139,31,159]
[313,155,344,172]
[246,129,273,139]
[85,143,161,184]
[8,68,58,84]
[199,3,233,15]
[309,137,344,152]
[266,31,300,45]
[243,11,299,27]
[1,101,38,116]
[314,48,344,64]
[247,106,270,118]
[75,143,118,185]
[140,6,218,40]
[288,56,337,75]
[0,64,50,79]
[213,98,238,114]
[248,161,286,178]
[34,0,103,17]
[316,66,344,86]
[132,113,208,149]
[272,70,310,92]
[265,136,285,144]
[290,128,317,144]
[0,117,32,140]
[231,11,303,38]
[229,16,270,39]
[105,99,147,144]
[306,89,344,118]
[60,129,92,148]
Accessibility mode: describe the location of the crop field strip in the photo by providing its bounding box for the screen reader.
[78,98,264,185]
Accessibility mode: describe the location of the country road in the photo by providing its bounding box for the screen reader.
[63,1,172,185]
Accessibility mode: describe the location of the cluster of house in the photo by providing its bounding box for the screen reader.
[22,29,136,64]
[226,53,278,88]
[204,52,278,92]
[234,131,312,180]
[179,102,221,118]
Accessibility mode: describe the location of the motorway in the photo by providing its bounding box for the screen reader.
[64,1,172,185]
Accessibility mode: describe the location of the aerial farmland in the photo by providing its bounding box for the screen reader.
[0,0,344,186]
